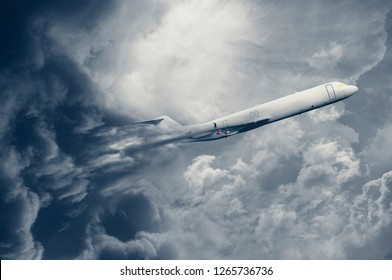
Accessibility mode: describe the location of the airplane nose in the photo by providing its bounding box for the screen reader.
[346,85,358,95]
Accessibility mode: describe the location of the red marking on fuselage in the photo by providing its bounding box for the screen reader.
[215,130,221,135]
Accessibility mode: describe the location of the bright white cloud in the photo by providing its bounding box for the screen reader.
[338,171,392,259]
[308,103,346,122]
[363,123,392,174]
[184,155,229,189]
[108,0,256,122]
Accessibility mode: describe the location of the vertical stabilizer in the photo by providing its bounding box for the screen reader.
[155,115,185,131]
[135,115,185,132]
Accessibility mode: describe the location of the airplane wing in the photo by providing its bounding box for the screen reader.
[237,118,270,133]
[187,118,270,142]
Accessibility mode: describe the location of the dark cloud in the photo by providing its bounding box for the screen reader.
[1,0,392,260]
[0,0,115,69]
[100,193,160,242]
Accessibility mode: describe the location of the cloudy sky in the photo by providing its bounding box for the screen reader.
[1,0,392,260]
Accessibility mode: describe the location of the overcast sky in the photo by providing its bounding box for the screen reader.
[1,0,392,259]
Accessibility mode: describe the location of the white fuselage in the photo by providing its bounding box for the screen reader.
[185,81,358,141]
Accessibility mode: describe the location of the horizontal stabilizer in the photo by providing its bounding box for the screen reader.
[133,118,164,125]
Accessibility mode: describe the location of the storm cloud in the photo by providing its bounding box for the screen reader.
[1,0,392,259]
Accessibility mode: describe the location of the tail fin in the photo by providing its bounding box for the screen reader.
[154,115,184,131]
[134,115,185,132]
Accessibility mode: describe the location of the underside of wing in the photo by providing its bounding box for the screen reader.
[237,118,270,133]
[187,118,270,142]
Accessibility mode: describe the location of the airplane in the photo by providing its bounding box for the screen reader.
[136,81,358,142]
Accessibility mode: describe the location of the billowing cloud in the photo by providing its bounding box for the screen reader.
[343,170,392,259]
[363,123,392,176]
[1,0,392,260]
[0,146,43,259]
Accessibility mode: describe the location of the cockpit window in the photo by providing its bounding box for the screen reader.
[337,83,346,88]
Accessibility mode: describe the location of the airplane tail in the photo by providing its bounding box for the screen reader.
[134,115,185,132]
